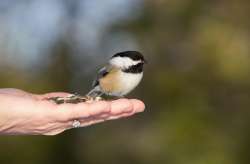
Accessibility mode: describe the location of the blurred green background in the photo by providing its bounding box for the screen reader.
[0,0,250,164]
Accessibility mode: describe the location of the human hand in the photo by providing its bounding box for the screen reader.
[0,88,145,135]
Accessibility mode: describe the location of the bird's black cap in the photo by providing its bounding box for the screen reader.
[112,51,145,62]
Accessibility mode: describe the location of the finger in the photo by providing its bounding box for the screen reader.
[55,101,111,121]
[74,110,136,128]
[103,99,145,120]
[36,92,72,99]
[0,88,26,95]
[76,99,144,121]
[80,117,106,127]
[64,115,107,130]
[130,99,145,113]
[106,112,136,120]
[62,99,145,130]
[110,99,134,115]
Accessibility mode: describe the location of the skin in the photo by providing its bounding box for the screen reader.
[0,88,145,136]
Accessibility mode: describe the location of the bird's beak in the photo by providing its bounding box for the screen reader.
[143,59,148,64]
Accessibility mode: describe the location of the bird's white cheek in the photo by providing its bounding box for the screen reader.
[110,57,141,69]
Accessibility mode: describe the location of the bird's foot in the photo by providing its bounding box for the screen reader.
[84,96,103,103]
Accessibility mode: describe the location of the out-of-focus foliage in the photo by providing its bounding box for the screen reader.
[0,0,250,164]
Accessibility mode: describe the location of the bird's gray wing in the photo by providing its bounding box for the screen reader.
[92,65,111,87]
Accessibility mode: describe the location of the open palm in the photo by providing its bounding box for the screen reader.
[0,88,145,135]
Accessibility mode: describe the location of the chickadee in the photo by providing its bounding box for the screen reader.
[45,51,146,104]
[87,51,146,98]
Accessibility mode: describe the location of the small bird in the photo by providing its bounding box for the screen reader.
[45,51,146,104]
[87,51,146,98]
